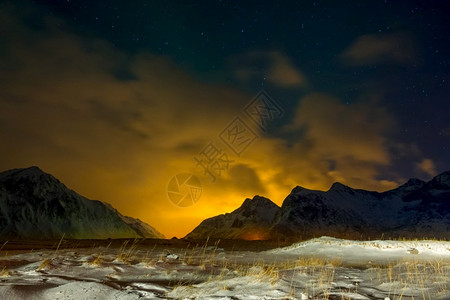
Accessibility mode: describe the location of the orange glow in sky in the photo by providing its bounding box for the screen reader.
[0,2,425,239]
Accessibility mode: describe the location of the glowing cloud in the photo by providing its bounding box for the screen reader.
[340,32,417,66]
[0,3,405,238]
[231,51,308,88]
[416,158,437,177]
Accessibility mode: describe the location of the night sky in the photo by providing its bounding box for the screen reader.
[1,0,449,238]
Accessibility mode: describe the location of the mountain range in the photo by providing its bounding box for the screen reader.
[1,166,448,241]
[0,167,165,240]
[186,171,450,241]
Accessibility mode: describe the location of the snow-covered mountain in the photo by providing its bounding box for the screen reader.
[185,196,280,240]
[0,166,165,239]
[186,172,450,240]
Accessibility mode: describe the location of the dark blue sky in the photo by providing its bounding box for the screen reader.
[36,0,449,176]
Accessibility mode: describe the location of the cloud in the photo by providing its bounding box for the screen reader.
[200,92,401,202]
[275,92,398,191]
[0,2,403,238]
[416,158,437,177]
[0,2,254,238]
[340,32,417,66]
[265,52,308,87]
[226,164,267,194]
[232,51,308,88]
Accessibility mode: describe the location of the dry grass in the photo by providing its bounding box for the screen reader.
[179,248,448,300]
[116,239,141,263]
[362,258,450,300]
[2,237,448,299]
[0,266,9,277]
[37,258,52,271]
[90,255,103,266]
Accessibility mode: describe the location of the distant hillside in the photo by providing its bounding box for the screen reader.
[0,166,165,239]
[186,172,450,241]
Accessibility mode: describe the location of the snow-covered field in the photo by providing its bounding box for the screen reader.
[0,237,449,299]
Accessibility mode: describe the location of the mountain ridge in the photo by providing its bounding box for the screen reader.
[0,166,165,240]
[186,171,450,241]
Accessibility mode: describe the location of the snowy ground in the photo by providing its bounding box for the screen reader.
[0,237,449,299]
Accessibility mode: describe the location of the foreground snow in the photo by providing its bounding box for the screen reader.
[0,237,448,299]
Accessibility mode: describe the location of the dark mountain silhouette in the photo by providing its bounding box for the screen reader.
[0,167,165,239]
[186,172,450,241]
[186,195,279,240]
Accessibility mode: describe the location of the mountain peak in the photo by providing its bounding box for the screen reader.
[405,178,425,185]
[290,186,307,194]
[22,166,44,172]
[186,194,279,240]
[402,178,426,188]
[241,195,278,209]
[0,166,47,179]
[18,166,48,177]
[429,171,450,189]
[0,166,62,194]
[329,182,353,192]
